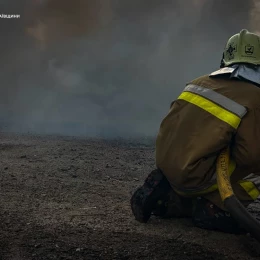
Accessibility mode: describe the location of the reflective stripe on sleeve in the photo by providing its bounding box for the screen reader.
[239,180,260,200]
[178,84,247,129]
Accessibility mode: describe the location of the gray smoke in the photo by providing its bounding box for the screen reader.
[0,0,258,137]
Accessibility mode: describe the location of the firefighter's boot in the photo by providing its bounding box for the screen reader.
[192,197,245,234]
[130,169,171,223]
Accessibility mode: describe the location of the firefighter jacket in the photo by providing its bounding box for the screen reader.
[156,72,260,205]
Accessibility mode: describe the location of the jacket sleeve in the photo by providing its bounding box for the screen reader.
[232,105,260,173]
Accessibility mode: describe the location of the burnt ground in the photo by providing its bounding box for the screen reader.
[0,133,260,260]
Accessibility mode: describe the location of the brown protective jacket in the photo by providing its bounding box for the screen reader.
[156,74,260,206]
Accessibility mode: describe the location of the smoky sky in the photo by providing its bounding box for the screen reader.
[0,0,258,137]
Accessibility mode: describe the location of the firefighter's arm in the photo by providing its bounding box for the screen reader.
[232,106,260,172]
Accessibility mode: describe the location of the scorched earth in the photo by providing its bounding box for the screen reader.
[0,133,259,260]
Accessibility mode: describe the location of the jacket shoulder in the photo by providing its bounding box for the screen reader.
[187,74,210,85]
[187,74,260,110]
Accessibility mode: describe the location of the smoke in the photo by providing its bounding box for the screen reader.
[0,0,259,137]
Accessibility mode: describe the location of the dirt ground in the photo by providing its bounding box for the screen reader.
[0,132,260,260]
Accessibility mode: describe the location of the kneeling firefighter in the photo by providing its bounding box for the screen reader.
[131,29,260,239]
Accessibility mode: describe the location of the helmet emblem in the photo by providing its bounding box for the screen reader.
[245,44,254,55]
[226,43,237,60]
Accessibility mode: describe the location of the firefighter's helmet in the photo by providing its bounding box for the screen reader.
[221,29,260,67]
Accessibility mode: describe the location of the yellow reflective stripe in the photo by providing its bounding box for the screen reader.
[183,84,247,118]
[178,92,241,129]
[239,181,260,200]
